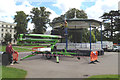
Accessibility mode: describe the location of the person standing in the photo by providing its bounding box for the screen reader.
[6,42,14,65]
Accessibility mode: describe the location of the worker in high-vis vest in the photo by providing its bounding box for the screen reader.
[90,51,99,64]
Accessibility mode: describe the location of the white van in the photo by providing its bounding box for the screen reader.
[97,41,113,51]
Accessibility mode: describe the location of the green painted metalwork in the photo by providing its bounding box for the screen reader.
[18,38,57,42]
[20,54,36,60]
[19,34,61,38]
[18,34,79,63]
[17,34,60,46]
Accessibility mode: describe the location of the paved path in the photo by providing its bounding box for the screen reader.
[8,52,119,78]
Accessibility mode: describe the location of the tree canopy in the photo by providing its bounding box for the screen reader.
[4,33,12,44]
[30,7,51,34]
[101,10,120,43]
[14,11,29,34]
[14,11,29,40]
[52,8,87,23]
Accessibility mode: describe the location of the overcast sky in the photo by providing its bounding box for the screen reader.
[0,0,119,30]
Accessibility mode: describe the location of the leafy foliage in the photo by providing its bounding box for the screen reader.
[30,7,51,34]
[101,10,120,43]
[4,33,12,44]
[14,11,29,34]
[66,8,88,19]
[52,8,87,23]
[14,11,29,39]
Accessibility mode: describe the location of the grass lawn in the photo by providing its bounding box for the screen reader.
[12,46,32,52]
[20,46,45,48]
[1,46,6,52]
[19,46,48,49]
[1,45,48,52]
[85,75,120,80]
[1,46,32,52]
[2,66,27,79]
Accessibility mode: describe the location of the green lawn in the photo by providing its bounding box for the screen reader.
[1,46,32,52]
[1,45,48,52]
[1,66,27,79]
[1,46,6,52]
[20,46,47,48]
[85,75,120,80]
[12,46,32,52]
[20,46,44,48]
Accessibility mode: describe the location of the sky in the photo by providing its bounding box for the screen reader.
[0,0,119,31]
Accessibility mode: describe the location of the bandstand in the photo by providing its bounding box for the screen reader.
[51,13,104,56]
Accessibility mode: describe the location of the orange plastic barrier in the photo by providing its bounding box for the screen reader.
[13,51,19,61]
[90,51,98,61]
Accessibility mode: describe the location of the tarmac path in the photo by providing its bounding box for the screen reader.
[8,52,119,78]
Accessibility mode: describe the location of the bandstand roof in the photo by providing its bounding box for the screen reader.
[51,19,102,29]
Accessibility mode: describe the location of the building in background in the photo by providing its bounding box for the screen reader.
[0,21,16,44]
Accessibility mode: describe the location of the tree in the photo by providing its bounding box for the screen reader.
[14,11,29,39]
[30,7,51,34]
[4,33,12,44]
[101,10,120,43]
[52,8,88,23]
[66,8,88,19]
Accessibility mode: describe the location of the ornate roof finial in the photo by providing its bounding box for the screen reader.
[65,13,67,21]
[73,10,77,19]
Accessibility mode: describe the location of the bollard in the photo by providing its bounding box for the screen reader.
[56,56,59,63]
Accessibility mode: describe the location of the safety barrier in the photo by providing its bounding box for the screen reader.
[56,43,101,50]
